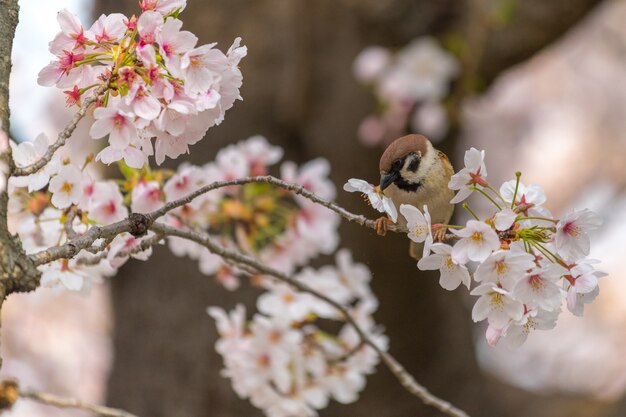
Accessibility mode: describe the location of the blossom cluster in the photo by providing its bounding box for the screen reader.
[8,135,339,294]
[353,37,458,147]
[161,137,340,289]
[346,148,605,348]
[39,0,246,168]
[209,249,387,417]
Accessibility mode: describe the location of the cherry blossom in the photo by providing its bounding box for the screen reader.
[417,243,471,291]
[448,147,488,204]
[381,37,458,102]
[131,181,163,213]
[471,283,524,328]
[352,46,391,84]
[511,265,564,311]
[500,180,553,226]
[209,250,385,417]
[399,203,433,258]
[555,209,602,260]
[10,134,61,192]
[90,107,138,150]
[474,250,535,289]
[501,309,560,348]
[450,220,500,263]
[353,37,457,147]
[48,164,85,209]
[343,178,398,222]
[107,233,155,268]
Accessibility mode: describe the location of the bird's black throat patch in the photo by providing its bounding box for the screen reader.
[393,176,421,192]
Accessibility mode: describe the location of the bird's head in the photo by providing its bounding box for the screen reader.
[379,134,433,191]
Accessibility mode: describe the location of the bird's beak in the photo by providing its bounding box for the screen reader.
[380,172,398,190]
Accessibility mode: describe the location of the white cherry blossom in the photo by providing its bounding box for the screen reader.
[471,283,524,328]
[343,178,397,223]
[474,249,535,289]
[511,265,564,311]
[450,220,500,264]
[48,164,85,209]
[555,209,602,260]
[448,148,488,204]
[417,243,471,291]
[399,204,433,253]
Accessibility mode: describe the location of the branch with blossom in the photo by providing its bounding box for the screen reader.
[152,222,468,417]
[346,147,605,348]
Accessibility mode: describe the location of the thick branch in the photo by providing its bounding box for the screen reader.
[29,218,132,266]
[150,222,469,417]
[77,232,164,266]
[12,84,107,177]
[0,0,18,132]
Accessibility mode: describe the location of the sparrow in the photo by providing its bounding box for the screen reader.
[378,134,454,259]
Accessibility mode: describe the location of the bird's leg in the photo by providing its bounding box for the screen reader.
[432,223,448,242]
[375,216,392,236]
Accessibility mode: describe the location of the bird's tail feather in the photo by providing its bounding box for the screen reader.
[409,241,424,261]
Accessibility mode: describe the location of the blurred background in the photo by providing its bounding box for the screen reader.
[5,0,626,416]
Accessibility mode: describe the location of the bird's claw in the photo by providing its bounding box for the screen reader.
[433,224,448,242]
[375,216,391,236]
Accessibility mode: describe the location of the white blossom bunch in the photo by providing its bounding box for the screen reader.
[8,136,338,293]
[38,0,246,168]
[346,148,605,348]
[352,37,458,146]
[161,136,340,290]
[208,249,387,417]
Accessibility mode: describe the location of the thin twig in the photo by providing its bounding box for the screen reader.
[31,176,406,265]
[150,222,469,417]
[12,84,107,177]
[145,175,406,233]
[20,389,138,417]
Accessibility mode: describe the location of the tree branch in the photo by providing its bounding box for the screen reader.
[12,84,107,177]
[0,0,19,133]
[77,232,164,266]
[31,174,460,266]
[21,389,138,417]
[0,380,138,417]
[146,175,406,233]
[150,222,469,417]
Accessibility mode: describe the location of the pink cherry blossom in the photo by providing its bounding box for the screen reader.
[555,209,602,260]
[86,13,127,44]
[87,182,128,224]
[157,18,198,73]
[448,147,488,204]
[48,9,88,55]
[90,107,138,149]
[131,181,163,213]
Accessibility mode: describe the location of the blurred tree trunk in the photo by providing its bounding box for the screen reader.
[93,0,609,416]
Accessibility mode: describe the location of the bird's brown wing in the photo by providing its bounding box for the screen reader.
[437,150,454,175]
